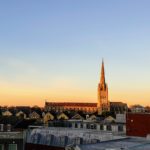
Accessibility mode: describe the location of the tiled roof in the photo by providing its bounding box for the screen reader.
[45,102,97,107]
[110,102,127,106]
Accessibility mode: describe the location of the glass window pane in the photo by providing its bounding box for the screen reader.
[8,144,17,150]
[0,144,4,150]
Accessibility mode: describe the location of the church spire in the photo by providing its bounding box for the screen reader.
[97,59,109,114]
[100,59,105,85]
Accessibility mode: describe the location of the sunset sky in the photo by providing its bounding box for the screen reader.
[0,1,150,106]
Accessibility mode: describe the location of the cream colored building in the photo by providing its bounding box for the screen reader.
[16,111,26,118]
[43,112,54,124]
[2,110,13,117]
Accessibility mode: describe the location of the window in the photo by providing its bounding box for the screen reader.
[94,124,97,129]
[8,144,17,150]
[45,135,53,145]
[91,124,96,129]
[90,124,94,129]
[0,144,4,150]
[118,125,123,131]
[59,136,67,146]
[107,125,112,131]
[75,123,78,128]
[74,137,83,145]
[100,125,103,130]
[86,124,90,129]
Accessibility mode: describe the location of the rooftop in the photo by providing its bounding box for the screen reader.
[45,102,97,107]
[76,137,150,150]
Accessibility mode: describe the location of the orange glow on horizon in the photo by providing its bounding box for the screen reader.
[0,86,150,107]
[0,76,150,107]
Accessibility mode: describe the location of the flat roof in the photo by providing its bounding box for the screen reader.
[77,137,150,150]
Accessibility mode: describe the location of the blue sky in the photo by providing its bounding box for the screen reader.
[0,1,150,106]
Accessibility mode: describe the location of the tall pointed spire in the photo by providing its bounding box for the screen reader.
[100,59,105,85]
[97,59,109,114]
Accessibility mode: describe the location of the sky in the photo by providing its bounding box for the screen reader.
[0,1,150,107]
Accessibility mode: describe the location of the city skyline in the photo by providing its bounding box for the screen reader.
[0,1,150,106]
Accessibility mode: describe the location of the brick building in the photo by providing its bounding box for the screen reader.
[126,113,150,137]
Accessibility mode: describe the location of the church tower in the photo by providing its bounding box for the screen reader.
[97,60,110,114]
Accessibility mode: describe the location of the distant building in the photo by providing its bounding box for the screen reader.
[2,110,13,117]
[29,111,40,119]
[104,116,115,123]
[145,106,150,113]
[71,113,84,120]
[16,111,27,119]
[45,102,97,113]
[43,112,54,124]
[130,105,145,113]
[57,112,69,120]
[115,113,126,123]
[45,61,111,114]
[110,102,127,114]
[45,61,127,115]
[16,106,31,117]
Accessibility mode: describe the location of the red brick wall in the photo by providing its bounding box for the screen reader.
[126,113,150,137]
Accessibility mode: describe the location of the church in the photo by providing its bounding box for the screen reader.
[45,61,127,114]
